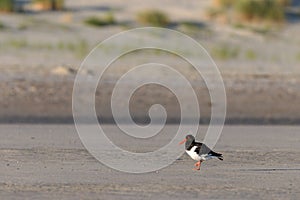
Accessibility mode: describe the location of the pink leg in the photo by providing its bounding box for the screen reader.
[193,161,201,170]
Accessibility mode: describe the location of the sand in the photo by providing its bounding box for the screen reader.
[1,1,300,199]
[1,0,300,123]
[0,124,299,199]
[1,71,300,124]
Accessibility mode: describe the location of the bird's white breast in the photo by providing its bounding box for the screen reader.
[186,146,215,161]
[185,146,201,161]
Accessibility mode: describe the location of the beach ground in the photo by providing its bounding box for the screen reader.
[0,124,299,199]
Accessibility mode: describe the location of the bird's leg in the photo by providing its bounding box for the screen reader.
[193,161,201,170]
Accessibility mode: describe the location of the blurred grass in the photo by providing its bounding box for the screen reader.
[17,22,29,30]
[136,9,169,27]
[211,44,240,60]
[179,21,206,30]
[245,49,257,60]
[1,39,89,58]
[75,39,89,58]
[0,0,13,12]
[84,13,116,27]
[56,39,89,58]
[0,21,5,30]
[208,0,289,25]
[235,0,285,23]
[296,52,300,61]
[176,21,212,38]
[8,39,28,48]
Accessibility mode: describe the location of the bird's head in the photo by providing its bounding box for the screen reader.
[179,134,195,145]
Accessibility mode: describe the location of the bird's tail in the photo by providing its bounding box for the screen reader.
[217,154,223,161]
[210,151,223,161]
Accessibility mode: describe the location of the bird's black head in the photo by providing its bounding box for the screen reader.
[185,134,195,141]
[185,135,195,149]
[179,134,195,149]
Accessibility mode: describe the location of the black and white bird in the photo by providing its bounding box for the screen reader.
[179,135,223,170]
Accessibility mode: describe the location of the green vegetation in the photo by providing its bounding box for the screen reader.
[178,21,202,34]
[211,44,239,60]
[84,13,116,27]
[0,21,5,30]
[245,49,257,60]
[1,38,89,58]
[136,9,169,27]
[179,21,206,30]
[17,22,29,30]
[177,21,212,38]
[53,0,64,10]
[0,0,13,12]
[75,39,89,58]
[213,0,235,8]
[214,0,290,9]
[296,52,300,61]
[8,39,28,48]
[208,0,288,24]
[233,23,245,29]
[251,26,272,34]
[233,22,272,34]
[55,39,89,58]
[235,0,285,23]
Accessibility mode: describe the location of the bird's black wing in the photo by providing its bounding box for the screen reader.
[194,142,212,155]
[193,142,202,154]
[208,150,223,160]
[195,142,223,160]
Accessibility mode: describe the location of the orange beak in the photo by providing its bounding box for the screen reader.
[179,138,187,145]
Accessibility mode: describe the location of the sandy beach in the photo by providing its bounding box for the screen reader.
[1,0,300,199]
[0,124,299,199]
[1,0,300,124]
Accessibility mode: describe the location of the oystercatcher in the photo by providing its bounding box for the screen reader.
[179,135,223,170]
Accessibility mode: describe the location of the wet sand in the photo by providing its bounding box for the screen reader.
[1,73,300,124]
[0,124,299,199]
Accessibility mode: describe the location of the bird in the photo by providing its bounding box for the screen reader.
[179,134,223,170]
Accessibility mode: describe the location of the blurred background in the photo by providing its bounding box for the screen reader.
[0,0,300,124]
